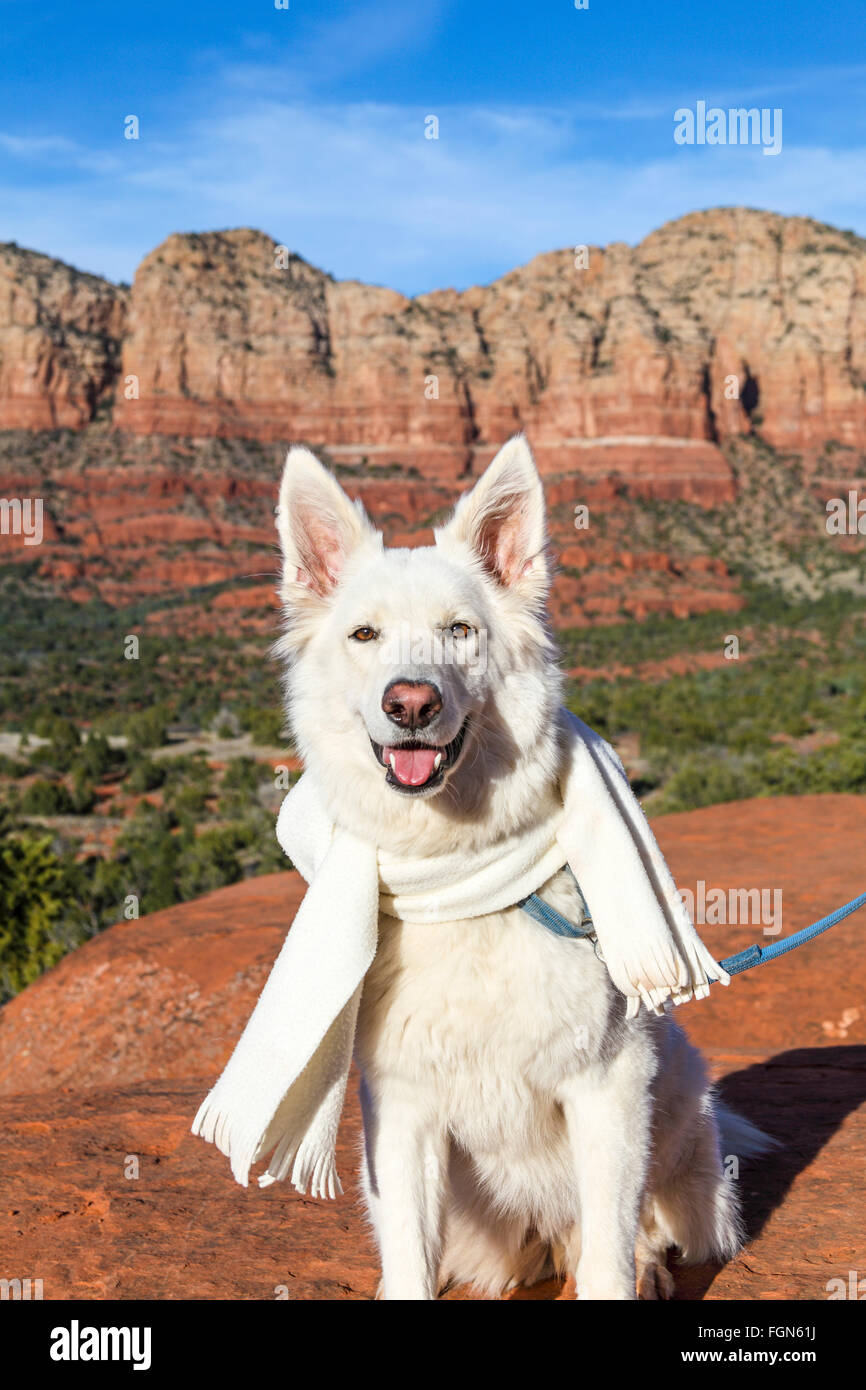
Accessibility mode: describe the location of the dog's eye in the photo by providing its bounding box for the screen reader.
[349,626,378,642]
[450,622,472,639]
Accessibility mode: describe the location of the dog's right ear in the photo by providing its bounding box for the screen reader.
[277,446,378,600]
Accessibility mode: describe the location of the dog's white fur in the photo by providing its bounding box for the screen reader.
[274,435,769,1300]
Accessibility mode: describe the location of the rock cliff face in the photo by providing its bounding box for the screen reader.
[2,209,865,622]
[4,209,864,493]
[110,209,866,493]
[0,244,126,430]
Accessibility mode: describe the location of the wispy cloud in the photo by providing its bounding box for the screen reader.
[2,51,866,289]
[221,0,450,97]
[0,131,120,174]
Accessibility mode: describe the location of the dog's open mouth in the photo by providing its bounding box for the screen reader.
[370,719,470,794]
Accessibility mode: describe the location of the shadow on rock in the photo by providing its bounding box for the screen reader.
[675,1044,866,1300]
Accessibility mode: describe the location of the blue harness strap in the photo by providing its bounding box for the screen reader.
[518,865,594,940]
[519,870,866,983]
[518,891,593,939]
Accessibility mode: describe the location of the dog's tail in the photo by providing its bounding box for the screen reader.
[716,1102,780,1161]
[652,1099,779,1266]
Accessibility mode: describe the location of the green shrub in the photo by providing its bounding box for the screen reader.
[241,706,285,746]
[176,826,243,899]
[221,757,265,793]
[803,740,866,793]
[0,811,89,1001]
[72,732,117,781]
[168,782,210,819]
[161,753,212,787]
[70,773,96,814]
[126,706,168,752]
[652,755,757,814]
[127,756,166,792]
[87,857,131,926]
[28,717,82,773]
[20,778,73,816]
[114,805,181,913]
[32,714,81,750]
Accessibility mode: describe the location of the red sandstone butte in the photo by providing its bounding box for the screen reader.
[3,209,866,488]
[0,794,864,1300]
[5,208,866,623]
[0,243,125,430]
[107,210,866,481]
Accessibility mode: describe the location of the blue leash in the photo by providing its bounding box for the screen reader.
[519,871,866,982]
[717,889,866,977]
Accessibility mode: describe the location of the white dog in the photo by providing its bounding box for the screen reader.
[273,434,770,1300]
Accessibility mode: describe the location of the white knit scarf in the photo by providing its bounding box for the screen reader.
[192,710,728,1197]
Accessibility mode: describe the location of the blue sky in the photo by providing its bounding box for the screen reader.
[2,0,866,292]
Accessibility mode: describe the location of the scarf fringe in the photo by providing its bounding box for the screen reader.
[193,1095,342,1199]
[192,1096,262,1188]
[617,927,727,1015]
[258,1129,342,1198]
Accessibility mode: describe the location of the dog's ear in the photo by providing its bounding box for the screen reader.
[436,435,549,597]
[277,446,378,599]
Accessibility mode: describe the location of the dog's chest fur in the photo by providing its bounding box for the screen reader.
[355,867,634,1152]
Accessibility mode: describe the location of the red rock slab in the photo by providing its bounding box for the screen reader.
[0,875,304,1098]
[0,1078,377,1301]
[568,646,756,684]
[0,1043,862,1301]
[675,1043,866,1302]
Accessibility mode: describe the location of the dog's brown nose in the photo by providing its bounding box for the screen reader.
[382,680,443,730]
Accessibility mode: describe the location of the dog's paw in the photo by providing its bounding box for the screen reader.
[636,1262,675,1300]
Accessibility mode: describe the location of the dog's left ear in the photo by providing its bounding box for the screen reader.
[436,434,549,598]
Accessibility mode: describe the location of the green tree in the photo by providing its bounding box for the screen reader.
[114,804,181,913]
[176,827,243,899]
[20,778,73,816]
[0,811,88,1001]
[73,732,116,781]
[240,706,285,746]
[70,772,96,814]
[126,705,168,752]
[29,717,82,773]
[127,756,166,793]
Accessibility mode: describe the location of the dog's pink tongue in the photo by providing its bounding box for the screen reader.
[387,746,439,786]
